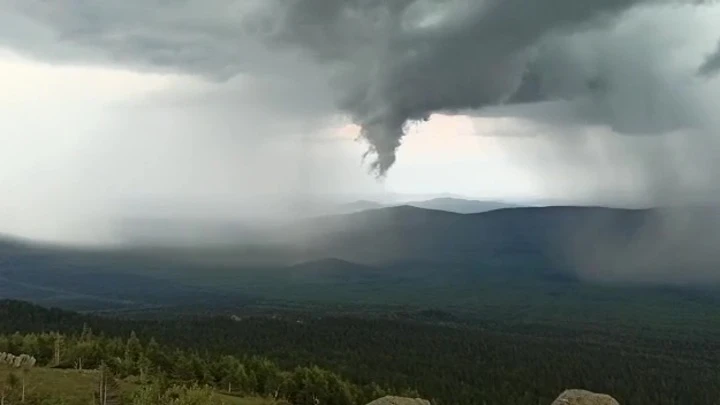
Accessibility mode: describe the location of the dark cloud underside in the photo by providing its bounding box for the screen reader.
[0,0,715,174]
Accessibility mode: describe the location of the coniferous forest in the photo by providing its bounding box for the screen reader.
[1,300,719,405]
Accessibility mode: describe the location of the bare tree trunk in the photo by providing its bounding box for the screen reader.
[21,375,25,403]
[97,366,104,405]
[53,336,62,366]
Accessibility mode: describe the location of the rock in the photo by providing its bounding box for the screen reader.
[366,390,619,405]
[552,389,620,405]
[366,396,431,405]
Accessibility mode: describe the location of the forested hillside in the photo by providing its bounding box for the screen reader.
[1,300,718,405]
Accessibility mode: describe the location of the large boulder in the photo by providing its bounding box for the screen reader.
[365,396,431,405]
[551,389,620,405]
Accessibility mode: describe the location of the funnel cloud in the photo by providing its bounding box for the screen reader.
[699,39,720,77]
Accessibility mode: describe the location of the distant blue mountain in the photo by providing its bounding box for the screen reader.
[404,197,519,214]
[331,197,519,215]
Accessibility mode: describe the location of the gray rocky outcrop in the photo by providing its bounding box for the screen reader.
[366,389,620,405]
[551,389,620,405]
[365,396,431,405]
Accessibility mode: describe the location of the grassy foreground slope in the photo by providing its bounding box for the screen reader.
[0,365,100,405]
[0,365,274,405]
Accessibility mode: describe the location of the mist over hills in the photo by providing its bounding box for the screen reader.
[3,204,720,314]
[112,197,518,247]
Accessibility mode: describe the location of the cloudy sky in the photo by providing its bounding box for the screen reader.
[1,0,720,243]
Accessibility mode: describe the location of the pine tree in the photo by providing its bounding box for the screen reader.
[137,355,152,383]
[81,324,93,342]
[123,331,142,376]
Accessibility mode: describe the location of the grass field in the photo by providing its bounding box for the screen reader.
[0,365,275,405]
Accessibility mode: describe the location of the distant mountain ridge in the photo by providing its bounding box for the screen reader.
[405,197,519,214]
[112,198,515,245]
[332,197,519,215]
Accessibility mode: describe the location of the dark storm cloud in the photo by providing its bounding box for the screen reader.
[0,0,713,174]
